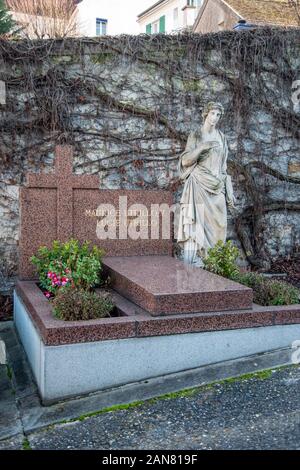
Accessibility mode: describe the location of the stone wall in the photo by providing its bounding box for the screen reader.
[0,29,299,293]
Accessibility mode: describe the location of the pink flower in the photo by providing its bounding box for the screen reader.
[44,291,51,298]
[47,272,52,279]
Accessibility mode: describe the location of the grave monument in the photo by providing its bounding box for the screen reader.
[14,145,300,404]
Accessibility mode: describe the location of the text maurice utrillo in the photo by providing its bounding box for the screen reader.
[85,208,171,227]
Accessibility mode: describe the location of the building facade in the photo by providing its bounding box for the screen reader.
[193,0,299,34]
[6,0,111,38]
[77,0,108,36]
[137,0,203,34]
[6,0,82,38]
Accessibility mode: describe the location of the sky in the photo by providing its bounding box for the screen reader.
[106,0,155,34]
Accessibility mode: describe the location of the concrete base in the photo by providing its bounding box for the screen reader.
[14,291,300,404]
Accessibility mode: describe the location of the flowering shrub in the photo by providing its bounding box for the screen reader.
[52,287,114,321]
[42,261,74,297]
[30,239,104,297]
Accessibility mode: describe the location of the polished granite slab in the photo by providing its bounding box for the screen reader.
[103,255,253,316]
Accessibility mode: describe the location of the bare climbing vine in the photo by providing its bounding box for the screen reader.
[0,27,299,270]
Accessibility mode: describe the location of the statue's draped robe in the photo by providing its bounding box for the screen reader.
[177,130,234,262]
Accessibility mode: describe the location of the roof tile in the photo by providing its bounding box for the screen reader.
[224,0,299,26]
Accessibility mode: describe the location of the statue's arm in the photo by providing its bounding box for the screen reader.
[181,133,219,169]
[181,133,199,168]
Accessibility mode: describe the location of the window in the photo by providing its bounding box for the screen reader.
[96,18,107,36]
[159,15,165,33]
[187,0,202,6]
[147,16,165,35]
[173,8,178,24]
[152,21,159,33]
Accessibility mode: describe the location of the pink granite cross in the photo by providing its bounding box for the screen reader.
[25,146,99,241]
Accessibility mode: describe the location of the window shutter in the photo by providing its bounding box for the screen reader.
[146,23,152,34]
[159,15,165,33]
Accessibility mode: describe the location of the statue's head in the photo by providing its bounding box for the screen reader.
[202,102,224,128]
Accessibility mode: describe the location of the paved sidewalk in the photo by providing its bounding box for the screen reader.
[1,322,300,450]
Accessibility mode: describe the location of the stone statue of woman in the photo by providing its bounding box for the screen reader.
[177,102,236,266]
